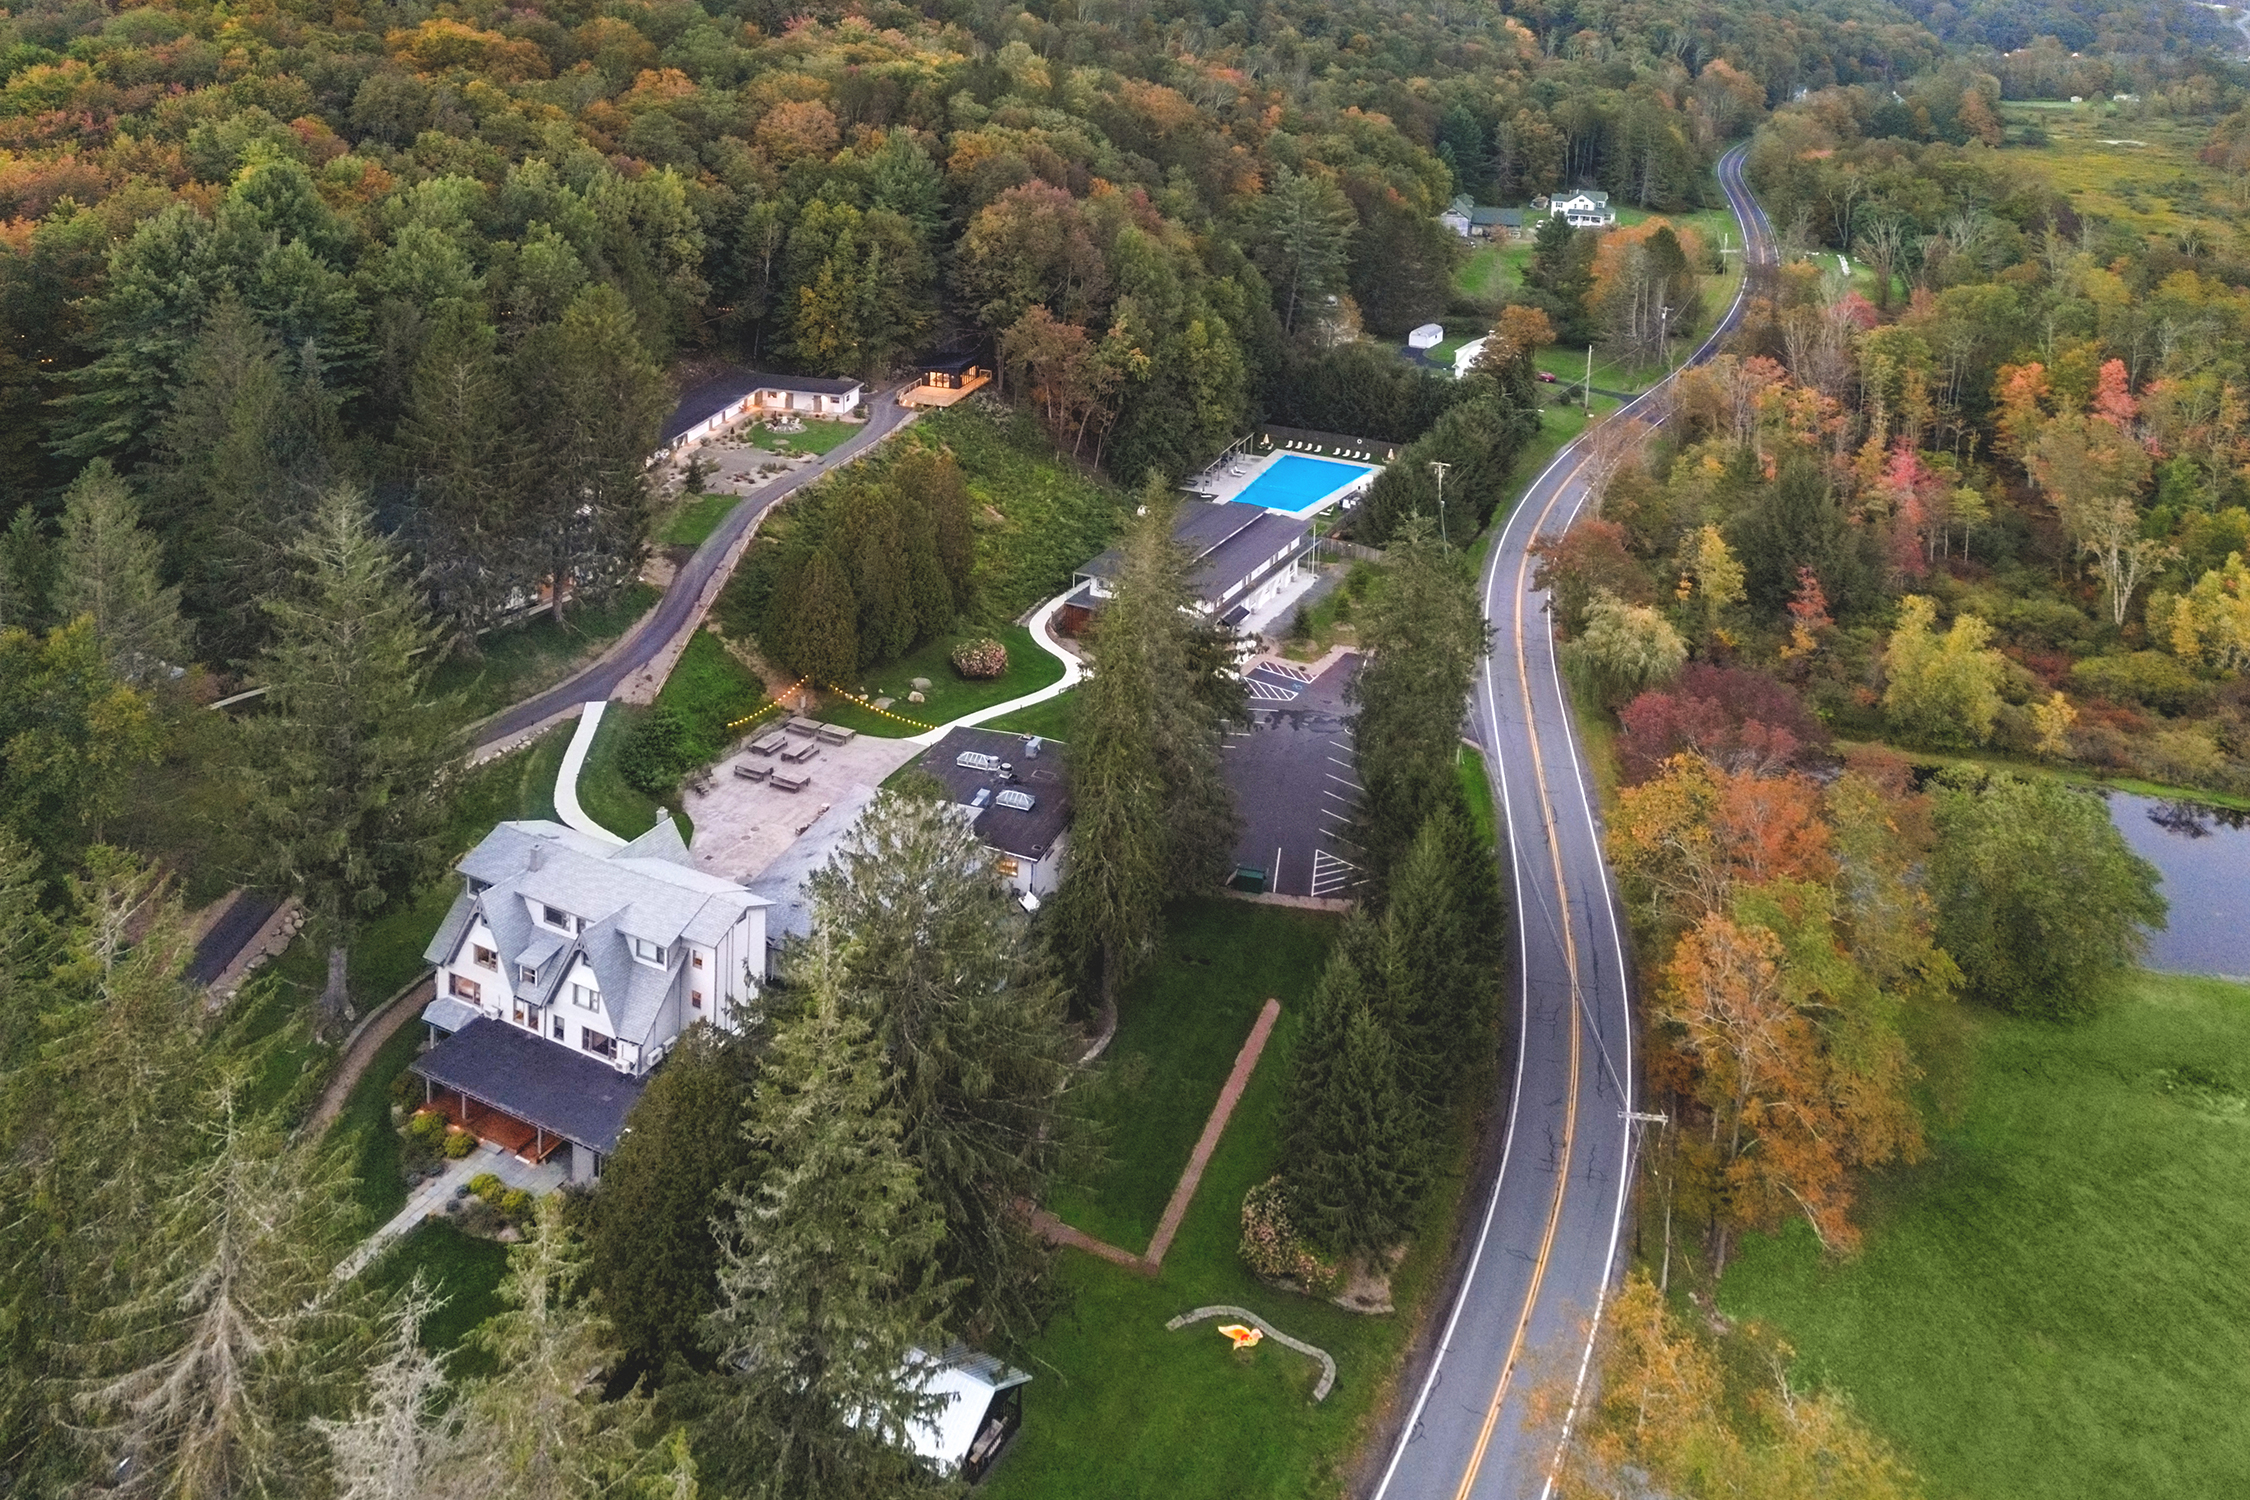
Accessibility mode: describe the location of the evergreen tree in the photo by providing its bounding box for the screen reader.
[589,1026,760,1373]
[52,459,189,681]
[440,1198,665,1500]
[806,787,1077,1346]
[1291,1003,1424,1260]
[398,304,530,638]
[312,1279,459,1500]
[839,487,913,667]
[0,852,202,1488]
[1055,483,1241,1018]
[699,935,956,1500]
[244,490,452,1026]
[775,549,860,688]
[892,494,956,645]
[889,449,975,609]
[0,506,55,629]
[0,619,162,881]
[149,295,342,664]
[1373,808,1489,1115]
[1350,518,1488,890]
[1282,944,1371,1165]
[75,1087,359,1500]
[516,285,666,624]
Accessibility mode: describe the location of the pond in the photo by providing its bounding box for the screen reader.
[2102,791,2250,981]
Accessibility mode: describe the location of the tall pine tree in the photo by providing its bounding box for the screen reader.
[398,304,530,638]
[244,489,453,1026]
[806,786,1077,1347]
[52,459,189,682]
[699,933,956,1500]
[1290,1003,1424,1260]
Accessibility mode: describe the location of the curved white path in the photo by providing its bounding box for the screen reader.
[555,701,628,846]
[904,590,1084,747]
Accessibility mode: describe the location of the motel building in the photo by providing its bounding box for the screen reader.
[1061,499,1315,640]
[658,367,867,458]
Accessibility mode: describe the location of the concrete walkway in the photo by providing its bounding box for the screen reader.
[333,1139,569,1281]
[555,702,628,845]
[905,589,1084,747]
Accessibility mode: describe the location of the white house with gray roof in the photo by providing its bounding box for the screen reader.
[413,817,768,1179]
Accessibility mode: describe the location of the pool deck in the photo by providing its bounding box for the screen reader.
[1187,446,1381,517]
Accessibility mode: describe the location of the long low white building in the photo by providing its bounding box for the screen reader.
[660,368,866,455]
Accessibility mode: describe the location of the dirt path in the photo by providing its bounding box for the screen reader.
[307,977,432,1136]
[1032,997,1283,1273]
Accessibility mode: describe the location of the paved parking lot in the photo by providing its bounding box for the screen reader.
[1222,654,1363,899]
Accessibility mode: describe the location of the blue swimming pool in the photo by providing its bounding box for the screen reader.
[1235,454,1374,516]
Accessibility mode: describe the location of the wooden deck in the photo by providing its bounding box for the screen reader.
[900,373,991,408]
[417,1092,565,1164]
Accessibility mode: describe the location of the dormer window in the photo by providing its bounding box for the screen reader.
[520,964,538,987]
[631,936,666,967]
[542,904,573,931]
[473,945,498,969]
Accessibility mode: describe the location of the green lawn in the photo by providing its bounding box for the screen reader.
[651,628,769,764]
[572,704,688,844]
[984,902,1499,1500]
[365,1220,514,1378]
[427,585,660,726]
[1718,973,2250,1500]
[211,971,336,1126]
[1047,899,1339,1253]
[1454,242,1528,300]
[914,403,1123,626]
[982,687,1077,742]
[745,417,857,456]
[660,493,741,548]
[1455,746,1497,848]
[815,625,1064,739]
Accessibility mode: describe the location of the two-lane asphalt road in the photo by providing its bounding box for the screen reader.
[1370,144,1776,1500]
[471,389,915,749]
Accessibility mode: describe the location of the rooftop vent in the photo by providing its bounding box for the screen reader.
[1024,737,1044,758]
[995,789,1036,812]
[969,787,993,809]
[956,750,1001,772]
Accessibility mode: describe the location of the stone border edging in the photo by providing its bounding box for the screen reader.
[304,974,435,1138]
[1165,1306,1337,1401]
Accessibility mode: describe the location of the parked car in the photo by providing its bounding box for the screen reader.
[1536,371,1559,383]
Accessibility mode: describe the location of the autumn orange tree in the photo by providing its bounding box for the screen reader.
[1612,752,1947,1272]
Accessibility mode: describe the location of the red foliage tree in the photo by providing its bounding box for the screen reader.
[1616,664,1829,784]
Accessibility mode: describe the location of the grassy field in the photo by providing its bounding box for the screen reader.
[916,402,1123,626]
[1999,101,2242,244]
[1718,972,2250,1500]
[1454,241,1529,300]
[651,628,768,764]
[427,585,660,727]
[659,493,741,548]
[1834,737,2250,814]
[1047,899,1341,1252]
[572,704,687,844]
[984,899,1500,1500]
[814,624,1064,738]
[981,686,1077,741]
[365,1220,513,1375]
[744,417,858,456]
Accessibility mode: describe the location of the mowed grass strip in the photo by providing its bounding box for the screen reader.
[1046,899,1340,1252]
[1718,973,2250,1500]
[660,493,742,547]
[427,584,660,725]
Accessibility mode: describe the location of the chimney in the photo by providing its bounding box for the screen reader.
[529,844,545,871]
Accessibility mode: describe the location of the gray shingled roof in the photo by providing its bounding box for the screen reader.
[411,1018,647,1153]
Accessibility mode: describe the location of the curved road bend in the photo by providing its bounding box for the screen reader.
[1371,144,1776,1500]
[473,389,915,750]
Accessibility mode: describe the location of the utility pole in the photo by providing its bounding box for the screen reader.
[1428,460,1452,545]
[1659,302,1673,373]
[1584,343,1593,409]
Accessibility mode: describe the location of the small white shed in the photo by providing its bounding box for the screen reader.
[1407,322,1445,351]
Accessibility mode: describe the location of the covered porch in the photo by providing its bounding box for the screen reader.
[413,1084,568,1164]
[409,1014,648,1185]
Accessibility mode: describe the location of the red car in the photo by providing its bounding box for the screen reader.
[1536,371,1558,383]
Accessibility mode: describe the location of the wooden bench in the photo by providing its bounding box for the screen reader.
[780,740,820,764]
[771,770,812,793]
[732,761,770,782]
[785,716,822,738]
[815,722,857,745]
[747,731,788,757]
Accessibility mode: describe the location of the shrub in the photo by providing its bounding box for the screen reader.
[950,636,1008,679]
[1238,1176,1339,1293]
[469,1172,504,1201]
[2069,651,2214,715]
[442,1128,477,1159]
[405,1111,447,1150]
[500,1188,533,1220]
[620,704,692,794]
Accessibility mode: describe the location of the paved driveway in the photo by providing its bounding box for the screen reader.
[1222,654,1362,899]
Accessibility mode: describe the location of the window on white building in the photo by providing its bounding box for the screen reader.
[520,964,537,987]
[542,904,573,931]
[630,936,665,966]
[472,944,498,969]
[580,1028,615,1059]
[449,973,481,1002]
[569,982,599,1010]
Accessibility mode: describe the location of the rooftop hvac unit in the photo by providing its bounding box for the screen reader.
[969,787,993,809]
[1024,737,1044,758]
[956,750,1001,772]
[995,789,1036,812]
